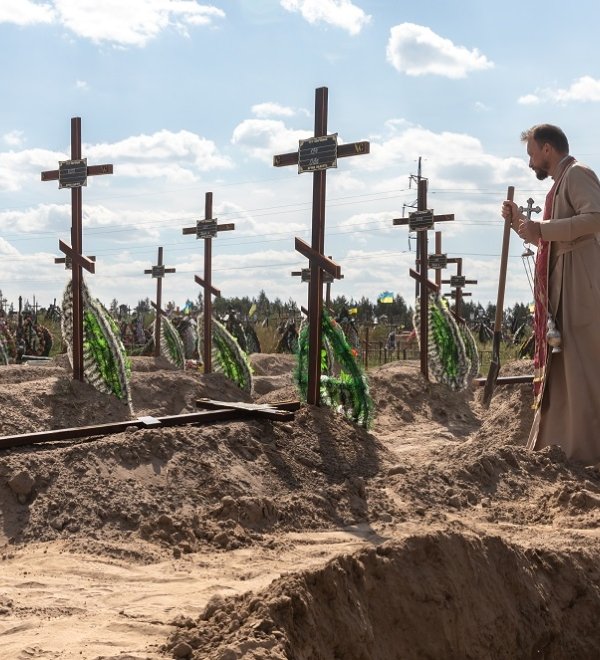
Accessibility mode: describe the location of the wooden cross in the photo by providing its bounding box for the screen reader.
[393,178,454,380]
[274,86,369,405]
[41,117,113,381]
[291,255,343,310]
[442,257,477,320]
[182,192,234,372]
[144,247,176,358]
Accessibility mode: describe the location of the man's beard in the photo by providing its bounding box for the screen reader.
[532,157,550,180]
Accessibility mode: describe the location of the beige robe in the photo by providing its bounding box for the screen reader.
[528,161,600,464]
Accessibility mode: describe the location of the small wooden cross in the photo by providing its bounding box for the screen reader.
[291,255,343,309]
[144,247,176,358]
[442,258,477,320]
[273,86,369,405]
[41,117,113,381]
[182,192,234,373]
[393,178,454,380]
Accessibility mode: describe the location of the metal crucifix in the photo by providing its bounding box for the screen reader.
[393,178,454,380]
[144,247,176,358]
[182,192,234,372]
[41,117,113,381]
[274,86,369,405]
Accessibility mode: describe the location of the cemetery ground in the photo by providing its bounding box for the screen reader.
[1,353,600,659]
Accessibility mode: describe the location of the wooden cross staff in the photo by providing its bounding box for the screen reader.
[41,117,113,381]
[182,192,234,373]
[393,178,454,380]
[144,247,176,358]
[274,86,369,405]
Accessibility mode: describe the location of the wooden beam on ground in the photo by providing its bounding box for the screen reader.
[474,375,533,386]
[0,401,298,450]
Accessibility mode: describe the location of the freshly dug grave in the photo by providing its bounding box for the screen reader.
[0,354,599,659]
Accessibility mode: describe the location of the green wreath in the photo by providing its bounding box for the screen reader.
[294,310,373,428]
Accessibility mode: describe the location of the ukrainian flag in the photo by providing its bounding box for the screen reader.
[378,291,394,304]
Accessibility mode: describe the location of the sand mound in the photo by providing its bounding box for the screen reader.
[2,354,600,658]
[167,530,600,659]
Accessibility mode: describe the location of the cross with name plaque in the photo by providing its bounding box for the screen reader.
[144,247,176,358]
[274,86,369,405]
[41,117,113,381]
[442,257,477,320]
[182,192,234,372]
[393,179,454,380]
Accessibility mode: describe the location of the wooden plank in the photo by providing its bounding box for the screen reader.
[0,404,298,450]
[195,398,298,420]
[474,375,533,386]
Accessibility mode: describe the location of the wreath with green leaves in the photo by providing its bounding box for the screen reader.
[294,310,373,428]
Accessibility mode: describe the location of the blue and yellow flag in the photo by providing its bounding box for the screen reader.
[377,291,394,304]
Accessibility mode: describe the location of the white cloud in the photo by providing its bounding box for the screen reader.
[518,76,600,105]
[0,147,66,192]
[386,23,493,78]
[1,129,232,193]
[251,102,296,118]
[517,94,540,105]
[0,0,55,25]
[3,130,25,147]
[231,118,310,163]
[281,0,370,36]
[75,80,90,91]
[1,0,225,46]
[87,129,233,179]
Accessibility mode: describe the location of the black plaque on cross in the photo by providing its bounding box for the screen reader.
[393,179,454,380]
[41,117,113,382]
[182,192,234,372]
[144,247,176,358]
[274,88,369,406]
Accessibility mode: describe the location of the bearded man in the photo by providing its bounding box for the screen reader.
[502,124,600,465]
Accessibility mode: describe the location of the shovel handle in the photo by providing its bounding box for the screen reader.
[494,186,514,333]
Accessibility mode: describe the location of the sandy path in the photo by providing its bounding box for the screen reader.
[0,526,380,659]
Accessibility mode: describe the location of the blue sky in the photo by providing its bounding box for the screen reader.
[2,0,600,313]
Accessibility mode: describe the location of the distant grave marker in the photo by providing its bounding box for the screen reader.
[182,192,235,372]
[393,179,454,380]
[144,247,176,358]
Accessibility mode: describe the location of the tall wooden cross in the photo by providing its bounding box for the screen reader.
[41,117,112,381]
[274,86,369,405]
[442,257,477,320]
[144,247,176,358]
[393,178,454,380]
[182,192,234,372]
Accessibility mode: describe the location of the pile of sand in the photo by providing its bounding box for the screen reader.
[0,354,599,659]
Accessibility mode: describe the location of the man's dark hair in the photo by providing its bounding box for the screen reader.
[520,124,569,154]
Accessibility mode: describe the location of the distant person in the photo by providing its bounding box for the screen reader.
[386,328,397,352]
[501,123,600,465]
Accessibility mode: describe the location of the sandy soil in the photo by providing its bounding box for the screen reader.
[1,354,600,659]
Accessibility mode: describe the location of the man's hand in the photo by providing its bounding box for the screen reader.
[501,200,524,232]
[518,218,542,243]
